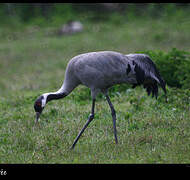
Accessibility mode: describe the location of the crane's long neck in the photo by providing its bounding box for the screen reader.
[42,79,79,106]
[46,91,67,103]
[42,69,81,106]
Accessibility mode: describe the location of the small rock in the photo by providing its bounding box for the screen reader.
[58,21,83,35]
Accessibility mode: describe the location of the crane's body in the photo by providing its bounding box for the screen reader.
[34,51,167,149]
[70,51,137,89]
[53,51,138,98]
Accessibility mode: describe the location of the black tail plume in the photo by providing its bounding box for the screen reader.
[126,54,167,101]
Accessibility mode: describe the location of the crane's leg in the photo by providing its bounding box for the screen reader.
[105,94,118,144]
[70,99,96,149]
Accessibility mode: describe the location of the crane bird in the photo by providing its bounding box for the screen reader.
[34,51,167,149]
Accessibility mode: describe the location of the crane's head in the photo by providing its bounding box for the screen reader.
[34,94,47,123]
[34,92,66,123]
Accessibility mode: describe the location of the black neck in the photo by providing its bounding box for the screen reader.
[46,92,67,103]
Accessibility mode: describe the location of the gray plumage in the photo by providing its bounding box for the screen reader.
[64,51,137,97]
[63,51,166,98]
[34,51,167,149]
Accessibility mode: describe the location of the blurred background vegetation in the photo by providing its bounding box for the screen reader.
[1,3,190,26]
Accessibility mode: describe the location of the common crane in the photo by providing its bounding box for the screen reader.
[34,51,167,149]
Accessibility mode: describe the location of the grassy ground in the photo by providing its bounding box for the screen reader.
[0,15,190,163]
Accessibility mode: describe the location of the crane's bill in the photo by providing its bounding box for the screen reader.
[35,112,41,123]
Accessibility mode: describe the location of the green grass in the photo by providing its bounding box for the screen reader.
[0,15,190,163]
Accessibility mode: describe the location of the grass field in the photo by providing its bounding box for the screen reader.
[0,14,190,163]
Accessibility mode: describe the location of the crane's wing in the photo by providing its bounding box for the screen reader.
[125,54,167,99]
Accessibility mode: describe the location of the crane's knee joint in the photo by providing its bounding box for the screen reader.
[89,113,94,120]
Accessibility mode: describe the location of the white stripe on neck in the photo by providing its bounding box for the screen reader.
[41,86,66,108]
